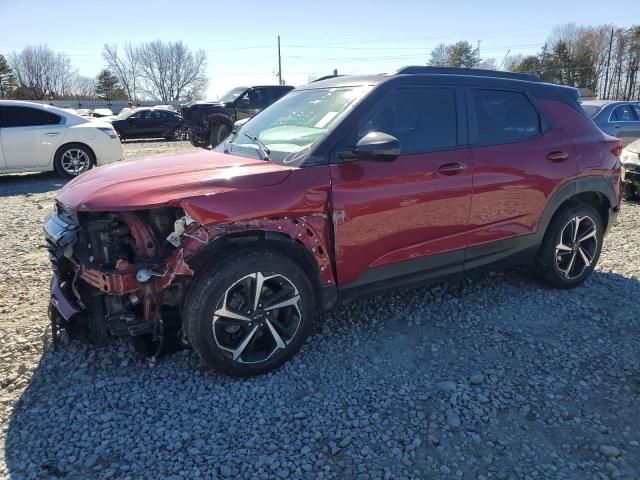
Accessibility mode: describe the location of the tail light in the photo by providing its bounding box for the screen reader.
[98,127,119,139]
[612,143,623,158]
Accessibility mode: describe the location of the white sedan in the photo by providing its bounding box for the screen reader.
[0,100,123,178]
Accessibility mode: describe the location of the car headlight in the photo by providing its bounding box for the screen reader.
[97,127,118,139]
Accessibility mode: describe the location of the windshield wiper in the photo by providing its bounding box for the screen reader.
[243,132,270,161]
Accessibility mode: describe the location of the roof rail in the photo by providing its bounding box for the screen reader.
[395,66,541,83]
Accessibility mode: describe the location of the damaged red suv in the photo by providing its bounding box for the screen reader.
[45,67,622,377]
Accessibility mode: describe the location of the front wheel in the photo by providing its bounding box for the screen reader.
[184,250,316,377]
[209,123,230,148]
[535,203,604,289]
[54,144,94,178]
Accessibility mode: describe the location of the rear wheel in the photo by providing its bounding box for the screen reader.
[184,250,316,377]
[623,183,640,202]
[209,123,230,148]
[535,203,603,289]
[54,144,94,178]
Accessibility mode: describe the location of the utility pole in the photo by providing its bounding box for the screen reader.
[603,27,614,100]
[277,35,283,86]
[498,49,511,71]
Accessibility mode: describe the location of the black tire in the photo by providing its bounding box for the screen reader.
[623,183,640,202]
[535,203,604,289]
[209,123,230,148]
[184,249,316,377]
[165,127,184,141]
[54,143,95,178]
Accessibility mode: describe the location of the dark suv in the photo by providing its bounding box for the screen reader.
[181,85,293,149]
[45,67,622,377]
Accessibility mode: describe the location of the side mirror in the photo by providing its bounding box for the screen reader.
[339,131,401,162]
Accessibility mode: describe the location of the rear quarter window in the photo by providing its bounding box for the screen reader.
[472,89,541,145]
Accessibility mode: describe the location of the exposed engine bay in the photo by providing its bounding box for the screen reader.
[45,203,194,356]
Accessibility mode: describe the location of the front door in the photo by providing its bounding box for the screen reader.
[330,86,473,287]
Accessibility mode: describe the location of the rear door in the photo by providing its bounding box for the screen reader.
[465,87,577,269]
[330,85,473,287]
[0,105,65,169]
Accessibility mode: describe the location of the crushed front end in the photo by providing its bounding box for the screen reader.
[44,202,195,355]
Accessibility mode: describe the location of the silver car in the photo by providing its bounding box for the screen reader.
[582,100,640,146]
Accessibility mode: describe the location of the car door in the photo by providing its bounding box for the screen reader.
[330,86,473,288]
[235,88,269,121]
[0,105,65,169]
[126,110,154,138]
[465,87,578,269]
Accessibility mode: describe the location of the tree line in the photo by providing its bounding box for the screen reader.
[427,23,639,100]
[0,40,208,102]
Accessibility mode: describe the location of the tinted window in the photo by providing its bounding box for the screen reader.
[241,88,269,108]
[0,106,61,128]
[358,87,457,154]
[611,105,637,122]
[472,89,540,145]
[634,105,640,119]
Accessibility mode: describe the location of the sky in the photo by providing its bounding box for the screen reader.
[1,0,638,100]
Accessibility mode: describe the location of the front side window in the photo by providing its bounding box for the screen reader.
[611,105,637,122]
[358,87,457,154]
[220,87,248,103]
[239,88,269,109]
[216,86,371,166]
[472,89,541,145]
[0,106,60,128]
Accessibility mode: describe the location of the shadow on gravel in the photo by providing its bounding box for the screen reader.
[4,269,640,479]
[0,172,68,197]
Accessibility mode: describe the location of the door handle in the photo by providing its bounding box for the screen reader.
[46,132,60,136]
[546,151,569,162]
[437,162,466,175]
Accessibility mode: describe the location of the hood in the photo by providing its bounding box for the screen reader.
[56,150,293,211]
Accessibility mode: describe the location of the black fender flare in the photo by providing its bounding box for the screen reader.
[536,176,617,241]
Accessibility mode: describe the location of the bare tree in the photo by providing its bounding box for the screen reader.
[9,45,76,99]
[103,43,139,101]
[135,40,207,101]
[67,75,97,100]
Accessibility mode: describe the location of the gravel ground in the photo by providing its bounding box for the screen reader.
[1,140,639,480]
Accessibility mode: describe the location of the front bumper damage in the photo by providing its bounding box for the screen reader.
[43,202,334,355]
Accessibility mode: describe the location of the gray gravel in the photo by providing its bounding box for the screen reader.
[1,140,639,479]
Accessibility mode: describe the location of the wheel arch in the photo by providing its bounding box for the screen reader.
[538,177,617,240]
[206,113,233,129]
[186,226,337,312]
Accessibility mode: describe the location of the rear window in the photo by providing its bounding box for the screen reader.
[0,106,61,128]
[472,89,541,145]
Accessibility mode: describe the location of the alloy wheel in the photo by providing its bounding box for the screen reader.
[212,272,302,364]
[60,148,91,176]
[555,215,598,280]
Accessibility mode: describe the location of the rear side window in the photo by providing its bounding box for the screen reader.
[472,89,541,145]
[358,87,457,154]
[0,106,61,128]
[610,105,637,122]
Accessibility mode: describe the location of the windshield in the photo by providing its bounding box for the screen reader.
[215,86,371,166]
[114,109,135,120]
[220,87,248,103]
[581,104,601,118]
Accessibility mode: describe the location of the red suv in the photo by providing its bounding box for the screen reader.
[45,67,622,377]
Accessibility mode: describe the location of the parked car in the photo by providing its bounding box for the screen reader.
[181,85,294,149]
[107,107,184,141]
[45,67,622,377]
[0,100,122,178]
[621,138,640,200]
[581,100,640,146]
[91,108,114,118]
